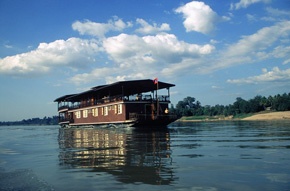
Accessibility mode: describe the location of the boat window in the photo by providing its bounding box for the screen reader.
[75,111,81,119]
[104,107,108,116]
[118,104,122,114]
[83,110,88,118]
[92,108,98,117]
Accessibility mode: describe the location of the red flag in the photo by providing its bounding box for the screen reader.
[153,78,158,84]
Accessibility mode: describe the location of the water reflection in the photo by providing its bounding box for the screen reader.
[58,127,177,185]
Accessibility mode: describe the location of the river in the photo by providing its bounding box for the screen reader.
[0,121,289,191]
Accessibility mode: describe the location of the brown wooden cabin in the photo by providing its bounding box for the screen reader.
[54,79,176,127]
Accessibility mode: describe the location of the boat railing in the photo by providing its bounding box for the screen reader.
[58,94,170,111]
[58,105,69,111]
[157,95,170,102]
[125,95,170,102]
[67,95,124,110]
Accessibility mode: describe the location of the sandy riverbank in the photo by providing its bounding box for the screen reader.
[242,111,290,121]
[178,111,290,122]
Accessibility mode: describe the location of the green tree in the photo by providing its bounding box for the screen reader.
[233,97,250,114]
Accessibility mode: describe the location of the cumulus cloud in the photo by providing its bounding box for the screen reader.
[210,39,220,44]
[230,0,271,10]
[212,85,223,89]
[246,14,258,22]
[160,58,203,77]
[135,18,170,34]
[283,59,290,65]
[225,21,290,57]
[70,66,149,85]
[70,67,117,85]
[266,7,290,17]
[4,44,13,49]
[227,67,290,84]
[0,38,100,77]
[262,7,290,22]
[72,17,132,38]
[175,1,230,35]
[3,12,288,89]
[69,19,290,85]
[202,21,290,75]
[103,33,215,64]
[70,32,215,84]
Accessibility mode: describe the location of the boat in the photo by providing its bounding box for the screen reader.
[54,79,177,128]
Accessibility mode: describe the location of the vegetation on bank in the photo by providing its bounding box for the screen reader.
[0,116,59,126]
[170,93,290,120]
[179,113,256,121]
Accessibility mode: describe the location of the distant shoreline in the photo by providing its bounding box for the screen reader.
[178,111,290,122]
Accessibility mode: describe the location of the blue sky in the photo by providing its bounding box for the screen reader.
[1,0,290,121]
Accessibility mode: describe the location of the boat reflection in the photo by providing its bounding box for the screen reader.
[58,127,177,185]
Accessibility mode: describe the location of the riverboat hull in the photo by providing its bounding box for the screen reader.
[60,115,177,128]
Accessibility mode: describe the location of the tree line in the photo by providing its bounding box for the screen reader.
[0,116,59,126]
[170,93,290,117]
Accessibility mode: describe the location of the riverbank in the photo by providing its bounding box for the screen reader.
[178,111,290,121]
[242,111,290,120]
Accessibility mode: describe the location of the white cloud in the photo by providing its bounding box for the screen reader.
[261,16,276,22]
[227,67,290,84]
[4,44,13,49]
[70,32,215,84]
[170,91,179,96]
[85,20,289,83]
[283,59,290,65]
[195,20,290,77]
[0,38,100,77]
[2,14,288,88]
[225,21,290,57]
[271,46,290,58]
[103,33,147,64]
[266,7,290,17]
[160,58,203,77]
[202,21,290,76]
[262,68,268,73]
[261,7,290,22]
[199,56,252,74]
[70,67,117,85]
[210,39,220,44]
[135,18,170,34]
[254,45,290,61]
[103,33,215,64]
[230,0,271,10]
[72,17,132,38]
[105,73,146,84]
[175,1,230,35]
[246,14,258,21]
[211,85,223,89]
[70,66,148,85]
[143,33,215,61]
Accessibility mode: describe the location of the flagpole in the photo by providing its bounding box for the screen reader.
[153,78,159,119]
[157,80,159,118]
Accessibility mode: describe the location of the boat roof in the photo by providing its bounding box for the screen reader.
[54,79,175,102]
[54,94,77,102]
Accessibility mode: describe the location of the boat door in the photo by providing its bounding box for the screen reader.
[145,104,155,120]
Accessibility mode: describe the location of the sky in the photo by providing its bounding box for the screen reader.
[0,0,290,121]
